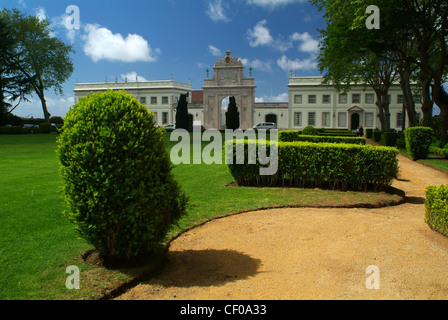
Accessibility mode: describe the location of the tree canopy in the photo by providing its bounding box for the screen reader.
[0,9,74,122]
[310,0,448,139]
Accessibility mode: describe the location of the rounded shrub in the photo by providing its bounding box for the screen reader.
[302,126,319,136]
[404,126,433,160]
[57,90,188,260]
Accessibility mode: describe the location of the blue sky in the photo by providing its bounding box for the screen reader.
[4,0,326,118]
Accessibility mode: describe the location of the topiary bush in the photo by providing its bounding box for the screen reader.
[302,126,319,136]
[404,126,433,160]
[425,185,448,237]
[57,90,188,261]
[366,129,374,139]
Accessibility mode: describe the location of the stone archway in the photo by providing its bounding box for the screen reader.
[202,50,256,130]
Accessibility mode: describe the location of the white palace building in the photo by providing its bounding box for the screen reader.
[74,50,421,131]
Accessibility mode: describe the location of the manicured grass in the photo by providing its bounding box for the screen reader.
[399,148,448,173]
[0,133,401,300]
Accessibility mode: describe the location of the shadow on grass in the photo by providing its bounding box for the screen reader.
[103,249,261,299]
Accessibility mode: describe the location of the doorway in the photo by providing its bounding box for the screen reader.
[351,113,360,130]
[265,114,278,125]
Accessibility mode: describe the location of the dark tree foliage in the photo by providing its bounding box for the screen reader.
[175,94,190,130]
[225,96,240,130]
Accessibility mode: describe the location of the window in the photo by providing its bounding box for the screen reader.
[339,94,347,104]
[294,112,302,126]
[151,97,158,105]
[397,112,403,127]
[365,112,374,127]
[322,112,331,127]
[352,94,361,104]
[162,112,169,125]
[365,94,374,104]
[153,112,158,124]
[322,95,331,104]
[294,95,303,104]
[397,95,404,104]
[140,97,147,105]
[162,96,169,105]
[338,112,347,127]
[413,95,421,104]
[308,95,317,104]
[308,112,316,126]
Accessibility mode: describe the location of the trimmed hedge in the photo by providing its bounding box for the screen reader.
[279,131,366,145]
[226,140,399,191]
[404,126,433,160]
[373,130,382,142]
[429,146,448,159]
[425,185,448,237]
[366,129,374,139]
[380,131,398,147]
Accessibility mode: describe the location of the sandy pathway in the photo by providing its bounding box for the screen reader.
[116,151,448,300]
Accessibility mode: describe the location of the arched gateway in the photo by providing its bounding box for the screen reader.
[202,50,256,130]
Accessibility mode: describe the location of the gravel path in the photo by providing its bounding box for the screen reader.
[116,150,448,300]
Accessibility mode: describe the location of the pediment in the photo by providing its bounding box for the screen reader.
[347,106,364,112]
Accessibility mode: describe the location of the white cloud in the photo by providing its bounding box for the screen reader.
[246,0,307,10]
[240,58,273,72]
[290,32,320,53]
[83,24,159,63]
[33,6,47,21]
[256,92,289,103]
[277,55,318,72]
[50,12,78,43]
[247,20,274,48]
[17,0,27,8]
[206,0,230,22]
[247,20,319,53]
[208,45,223,57]
[120,72,149,82]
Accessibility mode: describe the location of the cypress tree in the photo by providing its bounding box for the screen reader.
[175,94,189,130]
[225,96,240,130]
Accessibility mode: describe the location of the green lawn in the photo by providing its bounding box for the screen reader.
[399,148,448,173]
[0,133,402,300]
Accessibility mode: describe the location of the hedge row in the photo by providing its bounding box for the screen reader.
[429,146,448,159]
[226,140,399,191]
[0,126,53,134]
[279,131,366,145]
[425,185,448,237]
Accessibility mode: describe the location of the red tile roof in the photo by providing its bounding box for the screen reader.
[191,90,203,103]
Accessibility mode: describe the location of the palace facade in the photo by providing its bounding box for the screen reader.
[74,51,420,131]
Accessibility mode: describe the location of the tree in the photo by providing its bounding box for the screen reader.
[0,16,32,125]
[225,96,240,130]
[1,9,74,123]
[311,0,398,131]
[175,94,190,130]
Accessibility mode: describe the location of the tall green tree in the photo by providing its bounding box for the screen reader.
[1,9,74,122]
[225,96,240,130]
[311,0,398,131]
[0,16,32,125]
[175,94,190,130]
